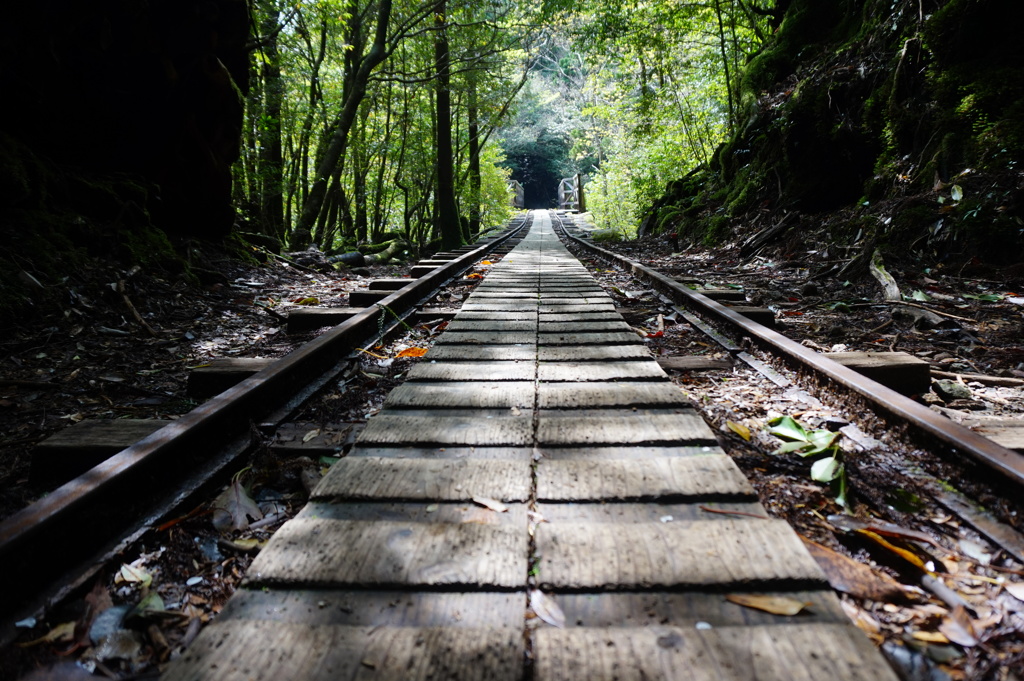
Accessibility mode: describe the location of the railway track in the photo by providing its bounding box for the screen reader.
[0,217,529,642]
[5,209,1022,678]
[554,214,1024,488]
[154,211,900,681]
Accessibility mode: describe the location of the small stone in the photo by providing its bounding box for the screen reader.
[932,379,972,401]
[800,282,819,296]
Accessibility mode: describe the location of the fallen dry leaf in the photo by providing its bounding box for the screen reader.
[16,621,76,648]
[801,537,908,602]
[530,589,565,628]
[302,428,321,443]
[911,630,950,644]
[726,421,752,441]
[938,605,979,647]
[1005,582,1024,604]
[115,563,153,588]
[396,347,428,358]
[725,593,811,616]
[472,497,508,513]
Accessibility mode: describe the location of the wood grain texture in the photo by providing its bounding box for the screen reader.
[360,412,534,446]
[551,590,848,628]
[164,620,524,681]
[436,331,537,345]
[314,457,531,501]
[218,590,524,628]
[533,623,899,681]
[537,412,715,446]
[446,320,536,331]
[450,311,538,321]
[385,382,534,408]
[537,455,755,501]
[538,312,621,322]
[535,518,824,588]
[537,345,650,361]
[423,346,538,362]
[248,516,527,588]
[538,382,685,408]
[537,304,617,314]
[409,361,535,381]
[538,362,664,382]
[538,331,646,345]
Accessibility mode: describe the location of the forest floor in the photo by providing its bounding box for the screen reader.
[2,222,1024,680]
[592,223,1024,680]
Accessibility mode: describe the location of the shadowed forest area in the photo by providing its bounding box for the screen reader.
[1,0,1022,319]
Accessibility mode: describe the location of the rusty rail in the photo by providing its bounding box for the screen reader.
[555,217,1024,487]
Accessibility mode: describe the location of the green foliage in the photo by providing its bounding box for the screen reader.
[767,415,849,508]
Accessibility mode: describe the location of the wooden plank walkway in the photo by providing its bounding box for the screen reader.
[163,211,897,681]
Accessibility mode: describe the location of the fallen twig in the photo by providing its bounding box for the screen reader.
[117,280,158,337]
[698,505,770,520]
[931,369,1024,387]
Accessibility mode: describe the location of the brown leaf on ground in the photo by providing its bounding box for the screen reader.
[938,605,979,647]
[801,537,908,602]
[725,593,811,615]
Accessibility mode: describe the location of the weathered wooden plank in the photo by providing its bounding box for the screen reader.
[538,445,725,460]
[360,411,535,446]
[537,331,641,345]
[536,312,620,322]
[724,304,776,327]
[826,351,931,395]
[247,516,526,588]
[538,303,616,313]
[218,590,524,628]
[385,381,534,409]
[422,345,538,362]
[538,361,666,382]
[164,620,524,681]
[448,311,537,321]
[538,345,650,361]
[536,502,767,523]
[461,302,540,311]
[544,590,849,628]
[537,411,716,446]
[468,288,540,296]
[534,623,899,681]
[271,422,360,455]
[538,297,613,305]
[537,455,755,501]
[31,418,170,483]
[296,501,527,524]
[349,446,533,460]
[314,457,531,501]
[447,320,536,331]
[409,360,535,380]
[974,420,1024,452]
[349,290,392,306]
[436,331,537,345]
[536,518,824,589]
[187,358,276,397]
[286,307,361,333]
[538,382,685,408]
[699,287,747,301]
[368,278,414,291]
[538,321,631,332]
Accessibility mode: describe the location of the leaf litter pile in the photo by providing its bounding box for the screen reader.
[0,247,493,680]
[579,234,1024,680]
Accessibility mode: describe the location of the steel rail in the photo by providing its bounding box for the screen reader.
[555,218,1024,487]
[0,221,527,635]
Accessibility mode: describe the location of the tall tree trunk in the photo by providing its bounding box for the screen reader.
[467,72,482,237]
[291,0,393,248]
[714,0,736,131]
[258,0,284,238]
[433,0,462,250]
